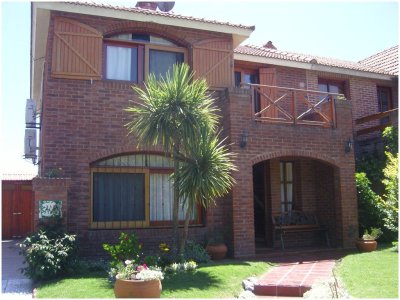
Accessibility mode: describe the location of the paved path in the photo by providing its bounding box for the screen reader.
[2,240,33,299]
[253,248,348,297]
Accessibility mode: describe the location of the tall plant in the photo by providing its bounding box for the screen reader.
[126,63,236,255]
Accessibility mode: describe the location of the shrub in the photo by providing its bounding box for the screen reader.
[103,233,142,267]
[183,240,210,263]
[19,230,77,281]
[382,126,398,154]
[378,151,398,235]
[143,255,160,267]
[355,172,383,235]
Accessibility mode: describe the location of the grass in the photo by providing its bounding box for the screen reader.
[336,244,398,298]
[36,260,270,298]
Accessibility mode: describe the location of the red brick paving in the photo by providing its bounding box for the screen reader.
[253,248,349,297]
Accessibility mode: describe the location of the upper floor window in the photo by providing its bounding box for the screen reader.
[318,79,346,100]
[104,33,185,82]
[234,70,259,87]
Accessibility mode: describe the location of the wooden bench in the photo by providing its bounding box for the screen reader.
[272,210,330,249]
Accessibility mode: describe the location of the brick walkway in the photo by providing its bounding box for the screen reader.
[253,247,348,297]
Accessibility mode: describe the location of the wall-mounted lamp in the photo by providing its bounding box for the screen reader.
[345,138,353,153]
[239,131,248,149]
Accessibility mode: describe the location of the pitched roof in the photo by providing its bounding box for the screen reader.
[66,1,255,30]
[234,44,397,76]
[359,45,399,75]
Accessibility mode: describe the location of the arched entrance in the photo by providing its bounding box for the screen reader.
[253,156,339,249]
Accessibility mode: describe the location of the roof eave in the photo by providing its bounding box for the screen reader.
[35,2,253,47]
[234,53,395,81]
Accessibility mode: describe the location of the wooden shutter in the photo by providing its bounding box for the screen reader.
[52,17,102,80]
[192,39,233,88]
[259,68,277,118]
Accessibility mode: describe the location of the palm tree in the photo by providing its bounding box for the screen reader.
[126,63,236,255]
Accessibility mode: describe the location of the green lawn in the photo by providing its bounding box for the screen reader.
[36,260,270,298]
[336,245,398,298]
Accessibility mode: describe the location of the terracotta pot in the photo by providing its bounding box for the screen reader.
[355,239,377,252]
[206,243,228,260]
[114,277,162,298]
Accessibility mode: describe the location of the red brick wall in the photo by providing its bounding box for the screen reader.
[32,178,71,231]
[39,10,393,257]
[224,85,358,257]
[39,12,236,254]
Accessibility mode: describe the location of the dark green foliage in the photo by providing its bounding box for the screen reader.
[158,240,210,267]
[143,255,160,267]
[356,153,385,192]
[382,126,398,154]
[19,230,77,281]
[102,233,142,267]
[355,173,383,235]
[355,126,398,242]
[182,240,210,263]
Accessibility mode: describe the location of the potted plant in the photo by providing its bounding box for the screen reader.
[355,227,383,252]
[205,231,228,260]
[114,260,164,298]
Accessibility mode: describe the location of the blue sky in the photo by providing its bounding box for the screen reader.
[1,0,398,175]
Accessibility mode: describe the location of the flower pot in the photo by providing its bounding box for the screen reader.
[355,239,377,252]
[114,278,162,298]
[206,243,228,260]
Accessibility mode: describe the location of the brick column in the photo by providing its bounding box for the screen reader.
[335,99,358,248]
[32,178,71,232]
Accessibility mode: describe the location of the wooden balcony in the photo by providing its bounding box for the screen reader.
[247,84,345,128]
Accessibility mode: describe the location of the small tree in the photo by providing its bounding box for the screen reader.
[126,63,236,255]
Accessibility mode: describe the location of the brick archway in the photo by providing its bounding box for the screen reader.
[251,154,341,250]
[103,21,190,48]
[251,149,340,169]
[89,146,166,164]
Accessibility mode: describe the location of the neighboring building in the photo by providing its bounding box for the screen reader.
[29,2,398,257]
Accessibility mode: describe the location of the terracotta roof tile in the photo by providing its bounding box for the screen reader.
[66,1,255,30]
[359,45,399,75]
[235,44,397,76]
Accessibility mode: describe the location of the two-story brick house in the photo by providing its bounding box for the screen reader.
[29,2,398,258]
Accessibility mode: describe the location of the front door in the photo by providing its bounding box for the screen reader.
[2,181,34,239]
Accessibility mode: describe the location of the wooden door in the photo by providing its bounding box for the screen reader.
[2,181,34,239]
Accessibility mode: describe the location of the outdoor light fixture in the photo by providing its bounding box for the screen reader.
[239,131,248,148]
[345,138,353,153]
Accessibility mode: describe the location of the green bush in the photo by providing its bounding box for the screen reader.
[157,240,210,267]
[355,172,383,235]
[378,151,398,235]
[183,240,210,263]
[102,233,142,267]
[19,230,77,281]
[382,126,398,154]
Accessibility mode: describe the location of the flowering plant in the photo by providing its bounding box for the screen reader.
[116,260,164,281]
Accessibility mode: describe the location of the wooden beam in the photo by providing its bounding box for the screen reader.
[355,108,398,125]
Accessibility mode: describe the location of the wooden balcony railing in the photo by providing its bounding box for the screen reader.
[355,108,398,136]
[247,83,345,128]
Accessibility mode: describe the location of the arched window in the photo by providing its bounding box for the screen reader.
[90,153,201,229]
[104,33,186,82]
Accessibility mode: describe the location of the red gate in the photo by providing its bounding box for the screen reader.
[2,180,34,239]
